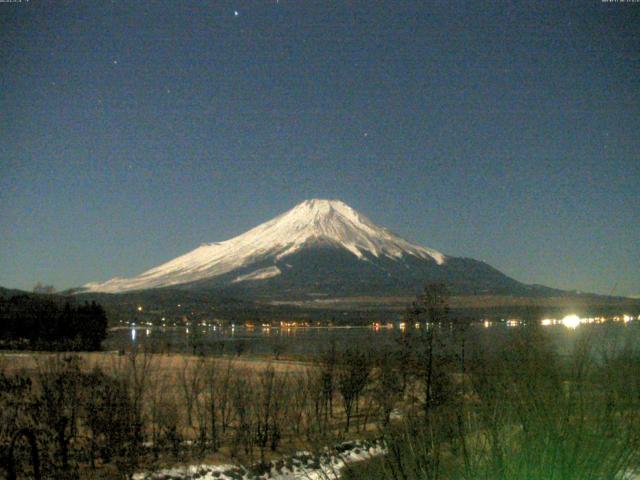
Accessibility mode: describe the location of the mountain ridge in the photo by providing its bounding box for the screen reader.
[82,199,446,294]
[79,199,557,299]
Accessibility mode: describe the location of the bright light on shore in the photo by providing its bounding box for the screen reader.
[561,314,581,329]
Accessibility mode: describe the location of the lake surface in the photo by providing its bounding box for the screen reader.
[105,314,640,358]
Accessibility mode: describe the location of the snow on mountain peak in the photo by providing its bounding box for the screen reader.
[268,199,444,261]
[82,199,445,293]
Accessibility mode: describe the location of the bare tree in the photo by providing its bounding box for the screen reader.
[288,369,311,435]
[109,348,155,479]
[203,359,220,452]
[230,375,254,458]
[336,347,371,432]
[0,368,39,478]
[178,358,203,429]
[414,283,453,418]
[270,337,288,360]
[318,340,338,427]
[36,355,83,477]
[372,349,404,426]
[146,366,171,461]
[156,396,182,459]
[218,359,235,434]
[253,366,279,464]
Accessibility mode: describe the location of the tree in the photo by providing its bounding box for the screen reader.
[0,297,108,351]
[203,360,220,452]
[33,283,55,294]
[178,359,203,429]
[82,367,137,471]
[336,347,371,432]
[254,366,286,464]
[411,283,454,417]
[372,349,404,426]
[318,340,338,426]
[37,355,84,478]
[75,302,108,350]
[419,283,450,324]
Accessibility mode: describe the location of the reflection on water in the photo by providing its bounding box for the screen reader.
[539,313,635,329]
[107,313,640,357]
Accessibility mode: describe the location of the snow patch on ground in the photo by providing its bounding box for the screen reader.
[133,440,385,480]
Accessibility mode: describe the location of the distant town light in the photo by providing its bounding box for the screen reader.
[561,314,581,329]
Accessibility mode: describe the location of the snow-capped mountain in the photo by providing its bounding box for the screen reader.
[82,199,534,297]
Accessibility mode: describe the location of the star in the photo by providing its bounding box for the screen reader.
[234,10,239,17]
[113,60,118,65]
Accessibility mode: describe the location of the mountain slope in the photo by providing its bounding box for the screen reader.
[81,199,543,298]
[82,199,445,293]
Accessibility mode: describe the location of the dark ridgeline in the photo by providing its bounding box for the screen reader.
[0,293,108,351]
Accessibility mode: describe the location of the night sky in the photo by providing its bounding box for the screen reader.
[1,1,638,296]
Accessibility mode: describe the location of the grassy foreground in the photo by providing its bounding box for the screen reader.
[344,326,640,480]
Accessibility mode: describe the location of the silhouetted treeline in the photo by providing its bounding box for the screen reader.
[0,295,107,350]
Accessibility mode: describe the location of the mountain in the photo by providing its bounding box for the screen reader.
[80,199,555,299]
[0,286,30,299]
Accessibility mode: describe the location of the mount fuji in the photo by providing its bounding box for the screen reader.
[81,199,548,298]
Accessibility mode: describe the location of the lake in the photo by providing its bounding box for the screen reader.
[104,313,640,358]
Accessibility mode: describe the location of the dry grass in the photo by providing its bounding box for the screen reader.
[0,351,312,375]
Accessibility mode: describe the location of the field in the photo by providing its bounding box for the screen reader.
[0,351,311,376]
[1,346,387,479]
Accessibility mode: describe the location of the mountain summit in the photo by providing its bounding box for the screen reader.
[82,199,537,297]
[83,199,444,293]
